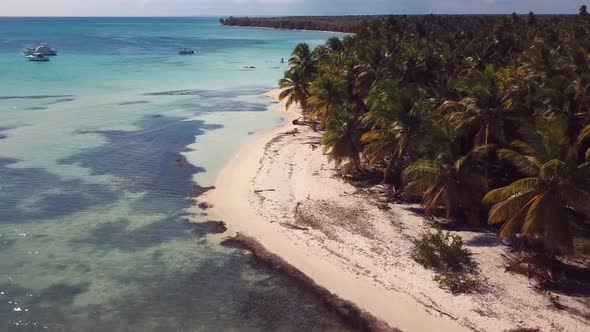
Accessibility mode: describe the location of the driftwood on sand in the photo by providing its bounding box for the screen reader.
[254,189,276,193]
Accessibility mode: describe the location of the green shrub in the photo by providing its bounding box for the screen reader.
[412,231,484,293]
[433,271,484,293]
[412,231,474,271]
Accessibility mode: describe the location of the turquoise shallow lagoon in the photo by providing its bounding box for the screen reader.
[0,17,351,331]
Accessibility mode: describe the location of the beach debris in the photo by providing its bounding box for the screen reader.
[294,202,302,214]
[193,185,215,196]
[547,292,566,310]
[377,202,391,211]
[192,220,227,235]
[254,189,275,193]
[197,202,214,210]
[284,128,299,136]
[210,221,228,233]
[279,222,309,231]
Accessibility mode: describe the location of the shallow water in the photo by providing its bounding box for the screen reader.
[0,17,352,331]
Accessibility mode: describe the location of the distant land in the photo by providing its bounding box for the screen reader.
[219,14,578,33]
[219,16,388,33]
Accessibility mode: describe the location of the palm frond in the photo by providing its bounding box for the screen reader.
[483,178,542,204]
[499,198,536,239]
[497,148,540,176]
[488,190,540,224]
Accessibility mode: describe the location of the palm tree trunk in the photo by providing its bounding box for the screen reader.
[383,155,396,184]
[484,124,490,178]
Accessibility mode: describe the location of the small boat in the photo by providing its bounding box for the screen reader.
[178,48,195,55]
[24,43,58,56]
[27,53,50,62]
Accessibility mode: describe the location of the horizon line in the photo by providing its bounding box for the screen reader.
[0,13,579,18]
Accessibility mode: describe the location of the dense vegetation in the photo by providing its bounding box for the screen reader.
[220,16,385,33]
[278,10,590,258]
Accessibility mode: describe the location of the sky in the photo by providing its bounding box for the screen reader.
[0,0,587,17]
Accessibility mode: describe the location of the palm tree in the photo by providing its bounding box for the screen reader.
[307,75,343,126]
[353,41,391,99]
[402,127,490,223]
[322,103,363,170]
[483,120,590,253]
[362,80,421,183]
[289,43,317,81]
[440,65,510,147]
[278,69,310,112]
[326,37,344,52]
[528,12,537,25]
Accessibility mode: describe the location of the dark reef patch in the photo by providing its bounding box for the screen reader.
[23,106,48,111]
[0,95,74,100]
[59,116,217,197]
[71,216,195,251]
[45,98,76,105]
[180,99,269,114]
[144,87,270,98]
[116,100,151,106]
[60,115,224,250]
[0,158,120,223]
[191,220,227,236]
[35,283,91,306]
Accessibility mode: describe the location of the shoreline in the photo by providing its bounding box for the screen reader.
[201,89,469,331]
[200,90,589,331]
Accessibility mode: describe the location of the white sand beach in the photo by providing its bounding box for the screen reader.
[200,90,589,332]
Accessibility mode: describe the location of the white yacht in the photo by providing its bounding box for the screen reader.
[27,53,50,62]
[24,43,58,56]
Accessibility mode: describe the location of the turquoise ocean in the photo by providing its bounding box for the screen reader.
[0,17,351,331]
